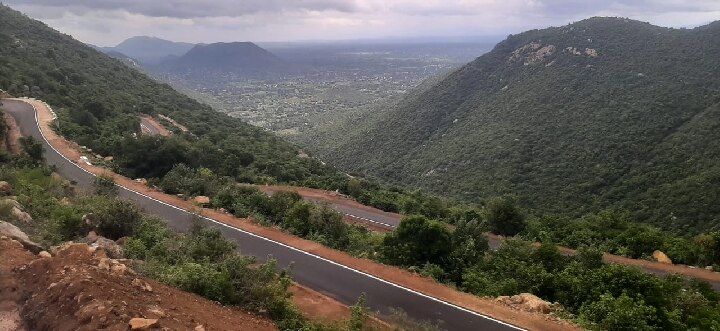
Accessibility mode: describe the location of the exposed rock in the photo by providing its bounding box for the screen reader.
[82,213,97,227]
[135,178,148,185]
[98,257,110,271]
[129,318,159,330]
[195,325,206,331]
[0,198,21,209]
[132,278,153,292]
[38,251,51,258]
[509,42,542,61]
[652,250,672,264]
[565,47,582,55]
[11,206,33,223]
[60,197,71,205]
[525,45,556,65]
[706,266,714,271]
[585,48,598,57]
[147,306,166,318]
[110,263,128,275]
[85,231,99,243]
[497,293,552,314]
[104,156,114,162]
[0,221,43,253]
[92,236,124,258]
[194,196,210,205]
[0,181,12,195]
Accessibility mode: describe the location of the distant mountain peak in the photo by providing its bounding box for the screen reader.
[106,36,196,65]
[158,41,286,74]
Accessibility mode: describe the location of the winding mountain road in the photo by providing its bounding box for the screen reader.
[2,99,527,331]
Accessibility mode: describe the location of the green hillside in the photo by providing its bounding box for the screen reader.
[0,5,343,187]
[305,17,720,233]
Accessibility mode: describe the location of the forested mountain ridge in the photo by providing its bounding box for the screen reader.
[306,17,720,233]
[0,5,343,188]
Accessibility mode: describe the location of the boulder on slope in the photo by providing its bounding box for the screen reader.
[0,181,12,195]
[653,250,673,264]
[0,221,42,253]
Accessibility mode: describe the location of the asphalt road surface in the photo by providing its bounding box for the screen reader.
[2,99,523,331]
[140,116,162,135]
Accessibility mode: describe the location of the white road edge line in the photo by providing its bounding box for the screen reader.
[20,99,525,331]
[344,213,397,228]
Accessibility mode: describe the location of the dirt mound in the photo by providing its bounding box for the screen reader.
[1,238,276,331]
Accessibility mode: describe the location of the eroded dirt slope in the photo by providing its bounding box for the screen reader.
[0,237,277,331]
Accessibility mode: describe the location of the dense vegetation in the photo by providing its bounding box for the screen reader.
[524,210,720,267]
[151,160,720,330]
[0,139,373,331]
[303,17,720,234]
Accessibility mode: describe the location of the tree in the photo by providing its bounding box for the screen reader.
[486,196,526,236]
[695,232,720,267]
[19,136,43,163]
[380,215,452,267]
[446,218,490,282]
[578,293,657,331]
[93,173,117,196]
[95,199,143,239]
[348,294,368,331]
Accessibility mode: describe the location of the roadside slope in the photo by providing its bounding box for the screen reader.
[0,237,277,331]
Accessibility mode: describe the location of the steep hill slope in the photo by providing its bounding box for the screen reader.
[158,42,287,75]
[0,5,341,188]
[308,18,720,233]
[106,36,195,65]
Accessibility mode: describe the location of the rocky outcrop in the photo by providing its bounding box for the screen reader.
[78,231,125,259]
[11,207,32,224]
[0,221,42,253]
[129,318,159,329]
[653,250,672,264]
[509,42,556,65]
[1,198,33,223]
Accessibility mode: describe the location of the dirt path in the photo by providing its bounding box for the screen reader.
[17,98,580,331]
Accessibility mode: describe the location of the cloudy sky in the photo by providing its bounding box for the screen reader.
[6,0,720,46]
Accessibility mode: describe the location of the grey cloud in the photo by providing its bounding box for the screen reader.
[537,0,720,17]
[5,0,359,18]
